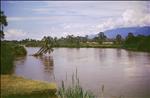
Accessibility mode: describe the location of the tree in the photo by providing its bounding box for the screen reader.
[66,35,75,44]
[126,32,134,39]
[33,36,54,56]
[138,35,150,52]
[0,11,8,39]
[53,37,59,46]
[76,36,80,48]
[97,32,107,44]
[125,32,135,44]
[116,34,122,44]
[85,35,88,42]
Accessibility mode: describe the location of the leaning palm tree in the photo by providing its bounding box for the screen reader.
[33,36,54,56]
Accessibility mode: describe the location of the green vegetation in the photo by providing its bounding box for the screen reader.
[1,42,14,74]
[13,45,27,56]
[15,32,149,52]
[57,70,96,98]
[1,42,27,74]
[123,33,150,52]
[58,80,95,98]
[1,75,57,98]
[17,34,120,48]
[115,34,123,44]
[93,32,107,44]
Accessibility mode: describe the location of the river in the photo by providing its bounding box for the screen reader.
[14,47,150,98]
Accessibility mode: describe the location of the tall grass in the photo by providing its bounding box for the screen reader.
[57,69,96,98]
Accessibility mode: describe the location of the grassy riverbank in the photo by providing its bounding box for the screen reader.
[1,75,57,98]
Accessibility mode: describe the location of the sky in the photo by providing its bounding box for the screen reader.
[1,1,150,40]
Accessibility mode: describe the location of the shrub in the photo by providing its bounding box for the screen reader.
[1,42,14,74]
[1,42,27,74]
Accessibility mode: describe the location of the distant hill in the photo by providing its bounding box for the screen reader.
[89,26,150,39]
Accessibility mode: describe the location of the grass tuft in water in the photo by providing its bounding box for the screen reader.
[57,69,96,98]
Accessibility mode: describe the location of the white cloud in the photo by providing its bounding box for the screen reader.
[122,9,150,27]
[7,15,82,22]
[7,16,57,21]
[64,25,71,29]
[32,8,50,14]
[5,29,27,40]
[96,9,150,32]
[7,17,24,21]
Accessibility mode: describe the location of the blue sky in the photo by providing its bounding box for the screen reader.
[1,1,150,40]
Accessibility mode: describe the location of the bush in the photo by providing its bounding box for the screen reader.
[1,42,14,74]
[1,42,27,74]
[137,36,150,52]
[123,35,150,52]
[13,45,27,56]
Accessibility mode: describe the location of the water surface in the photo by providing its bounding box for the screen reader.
[14,48,150,98]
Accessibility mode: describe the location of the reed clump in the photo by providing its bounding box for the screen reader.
[57,69,95,98]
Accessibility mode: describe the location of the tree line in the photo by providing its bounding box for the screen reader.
[5,32,148,52]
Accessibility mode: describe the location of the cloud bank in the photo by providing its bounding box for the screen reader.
[96,9,150,32]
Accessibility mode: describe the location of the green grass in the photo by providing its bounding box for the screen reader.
[1,75,57,98]
[2,93,57,98]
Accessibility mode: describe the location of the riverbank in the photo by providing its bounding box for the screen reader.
[1,75,57,98]
[55,43,122,48]
[25,42,122,48]
[24,40,150,52]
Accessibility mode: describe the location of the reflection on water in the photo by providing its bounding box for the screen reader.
[36,56,54,72]
[15,56,27,65]
[36,55,56,81]
[14,48,150,98]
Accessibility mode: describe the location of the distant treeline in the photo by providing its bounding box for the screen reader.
[4,32,150,52]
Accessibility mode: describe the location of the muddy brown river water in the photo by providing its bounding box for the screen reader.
[14,48,150,98]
